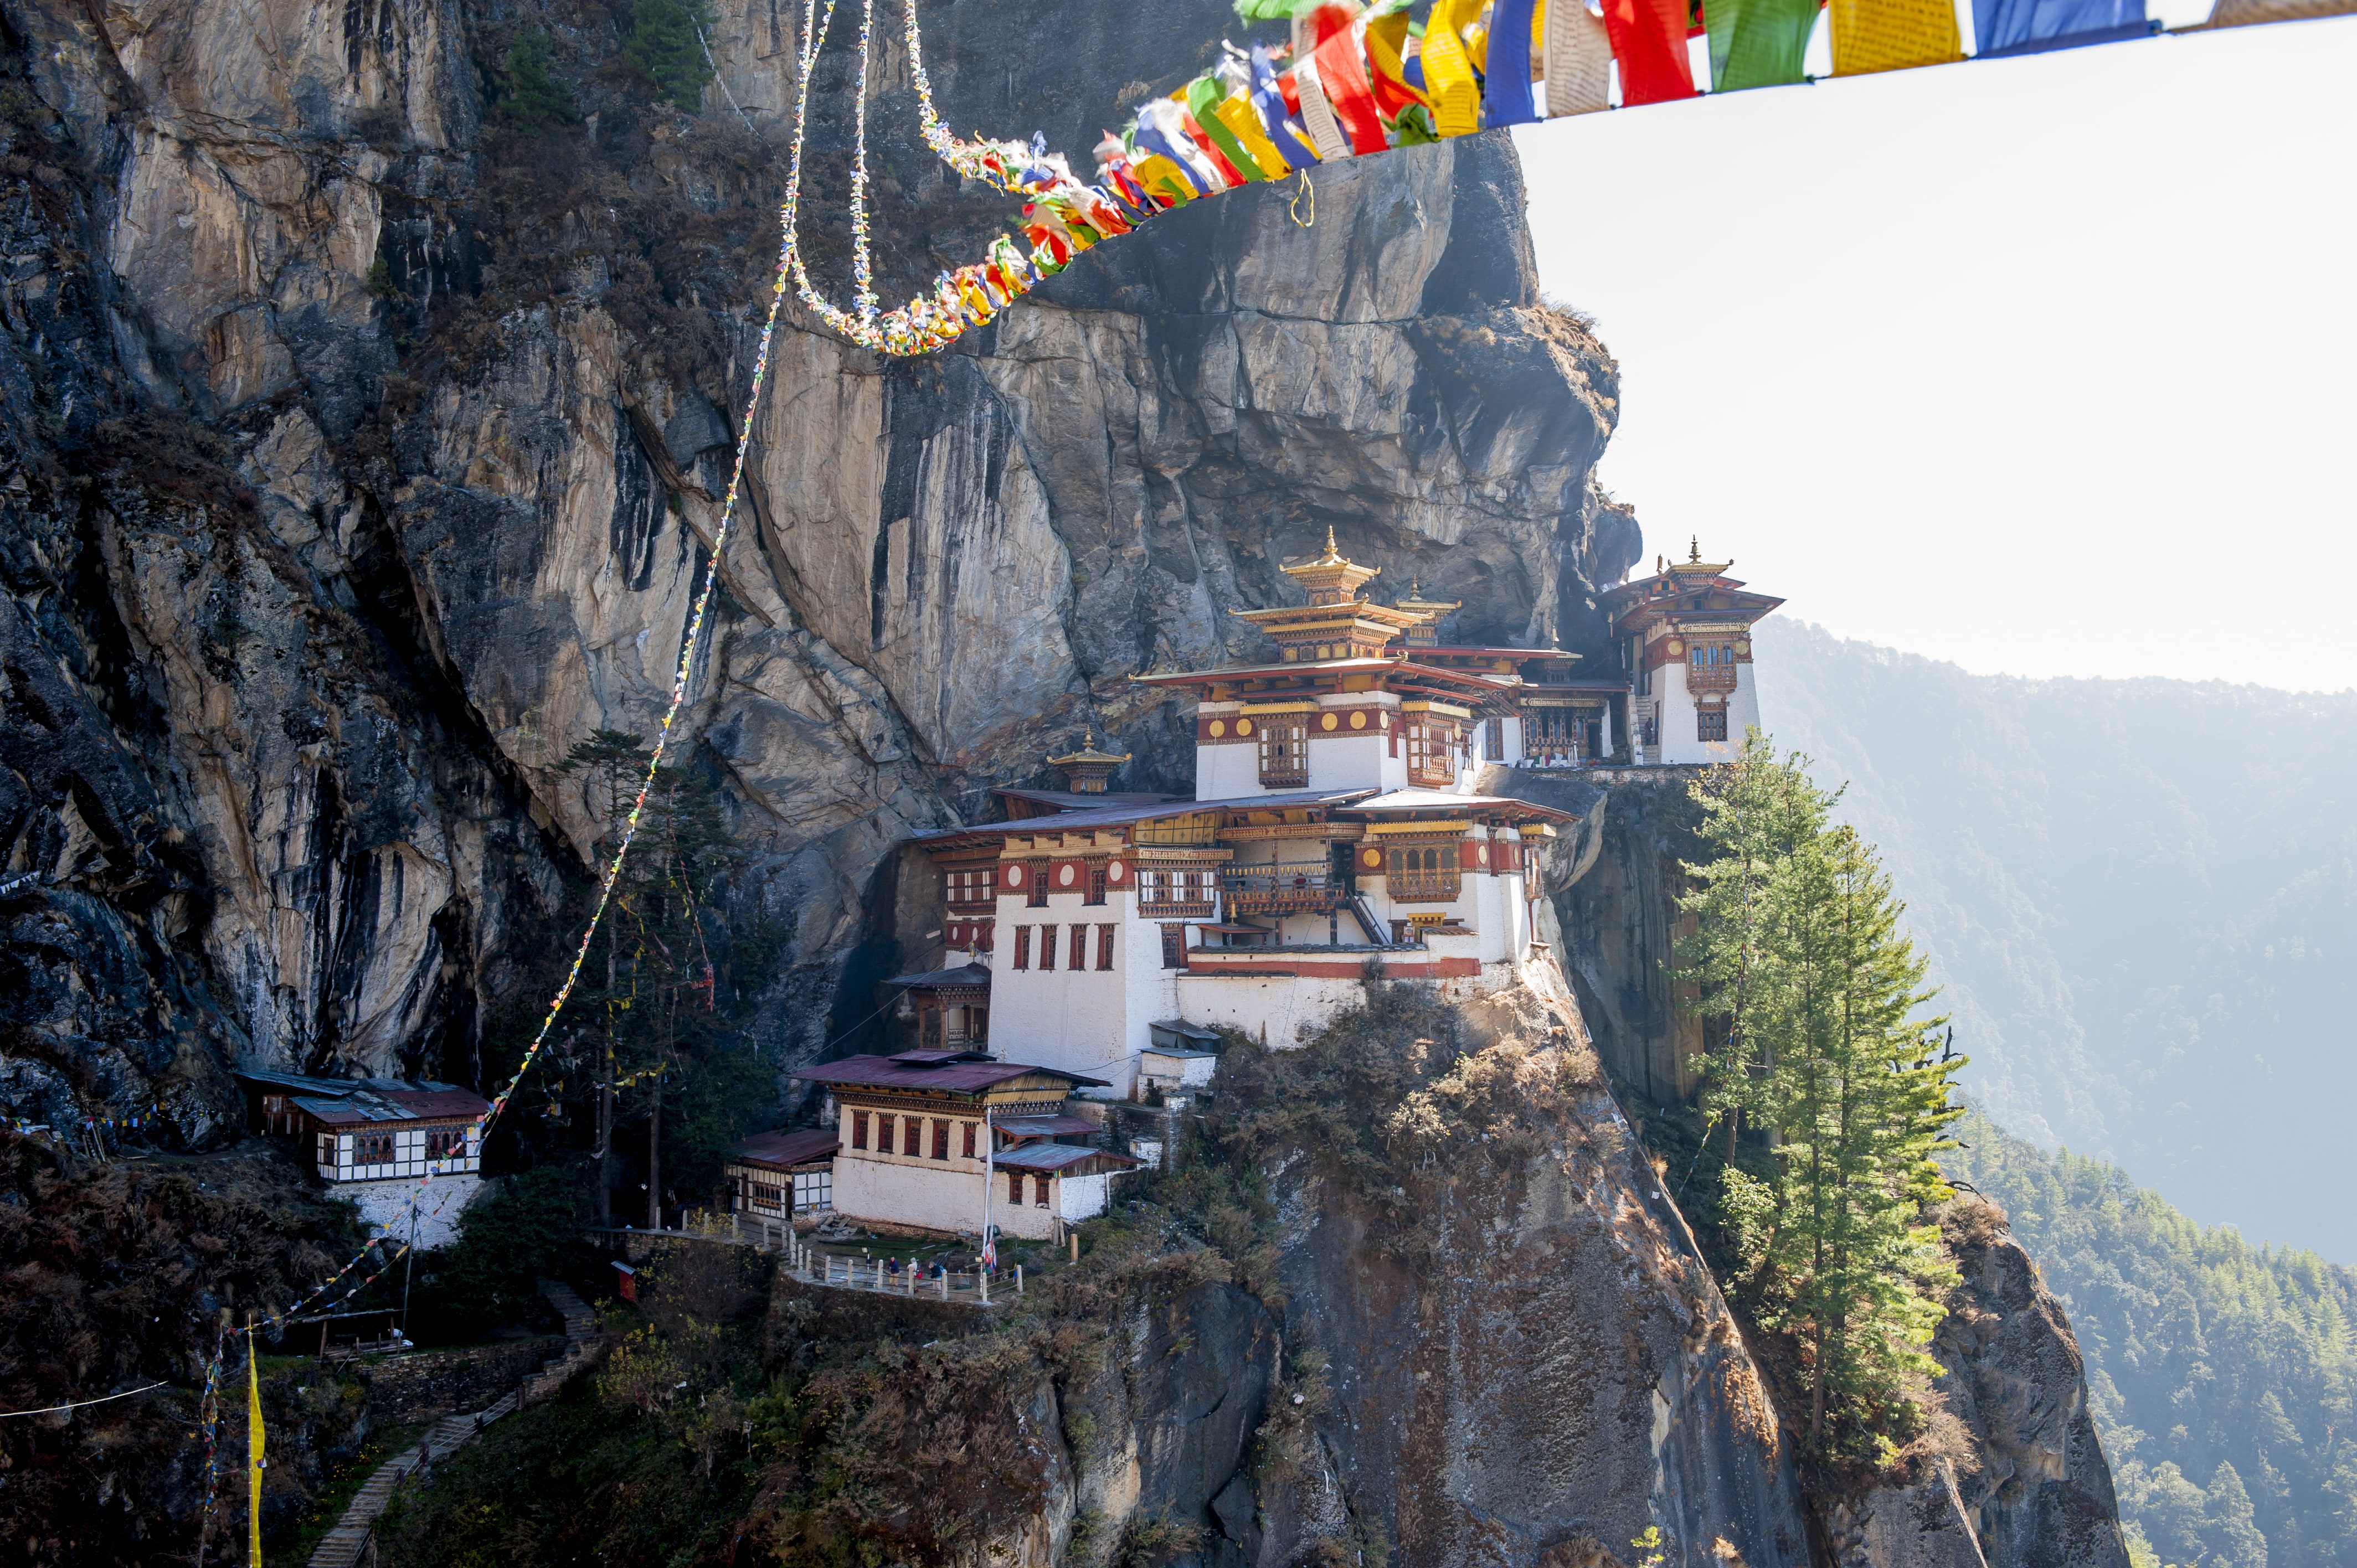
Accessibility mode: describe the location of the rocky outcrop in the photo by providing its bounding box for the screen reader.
[1829,1205,2132,1568]
[0,0,1632,1126]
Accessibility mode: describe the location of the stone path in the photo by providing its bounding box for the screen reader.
[303,1400,511,1568]
[305,1282,606,1568]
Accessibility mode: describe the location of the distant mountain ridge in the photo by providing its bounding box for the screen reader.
[1754,618,2357,1261]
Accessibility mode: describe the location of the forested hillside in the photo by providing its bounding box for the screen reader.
[1947,1109,2357,1567]
[1753,618,2357,1260]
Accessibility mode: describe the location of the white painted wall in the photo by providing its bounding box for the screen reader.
[1652,661,1758,765]
[835,1152,993,1235]
[1173,973,1370,1048]
[346,1173,485,1249]
[1058,1170,1118,1222]
[987,885,1182,1097]
[321,1123,481,1183]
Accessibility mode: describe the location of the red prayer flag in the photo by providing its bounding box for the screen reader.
[1604,0,1699,104]
[1310,9,1390,153]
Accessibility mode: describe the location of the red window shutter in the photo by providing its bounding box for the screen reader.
[1008,1170,1023,1204]
[1013,926,1030,969]
[933,1120,949,1160]
[1097,925,1115,970]
[903,1116,924,1157]
[962,1121,976,1158]
[1040,925,1056,971]
[1069,925,1087,969]
[852,1112,868,1150]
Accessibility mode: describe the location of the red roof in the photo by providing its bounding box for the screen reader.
[729,1128,840,1170]
[790,1054,1110,1092]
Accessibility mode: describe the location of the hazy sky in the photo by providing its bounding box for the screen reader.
[1513,15,2357,691]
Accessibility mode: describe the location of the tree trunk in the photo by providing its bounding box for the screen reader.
[596,926,615,1227]
[647,1059,663,1230]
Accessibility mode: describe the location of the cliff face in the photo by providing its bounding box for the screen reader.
[0,0,1631,1131]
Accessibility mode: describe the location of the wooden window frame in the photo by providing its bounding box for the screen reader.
[1069,924,1088,971]
[1012,926,1031,969]
[1085,859,1108,905]
[1160,924,1185,969]
[356,1131,395,1165]
[1007,1170,1023,1204]
[1697,706,1729,742]
[902,1116,924,1157]
[1039,924,1057,971]
[852,1111,869,1150]
[962,1121,976,1158]
[1025,858,1050,908]
[932,1120,950,1160]
[1385,842,1463,902]
[1257,720,1308,788]
[1096,924,1116,971]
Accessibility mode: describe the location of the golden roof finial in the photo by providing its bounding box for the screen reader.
[1689,536,1701,563]
[1324,525,1340,560]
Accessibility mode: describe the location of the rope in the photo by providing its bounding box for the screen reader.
[188,85,806,1524]
[0,1382,169,1419]
[1289,168,1314,227]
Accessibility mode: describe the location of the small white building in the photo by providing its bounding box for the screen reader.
[788,1051,1141,1242]
[1603,541,1784,765]
[235,1069,489,1249]
[725,1127,838,1219]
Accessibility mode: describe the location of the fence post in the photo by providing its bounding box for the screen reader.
[1016,1265,1023,1296]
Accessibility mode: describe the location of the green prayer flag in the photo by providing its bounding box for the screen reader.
[1708,0,1820,90]
[1184,76,1270,183]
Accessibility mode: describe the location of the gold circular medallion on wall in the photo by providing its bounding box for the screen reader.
[1237,718,1254,736]
[1668,638,1684,656]
[1362,848,1382,869]
[1208,719,1225,738]
[1320,713,1338,731]
[1350,711,1367,730]
[1736,640,1751,656]
[1478,843,1490,865]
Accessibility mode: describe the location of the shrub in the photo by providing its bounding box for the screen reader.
[624,0,716,110]
[501,26,576,132]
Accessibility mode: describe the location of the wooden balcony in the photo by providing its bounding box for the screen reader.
[1221,860,1344,915]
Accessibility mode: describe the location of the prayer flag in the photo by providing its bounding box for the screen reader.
[1485,0,1545,125]
[1422,0,1486,136]
[1364,11,1430,120]
[1543,0,1614,115]
[1709,0,1821,87]
[246,1332,264,1568]
[1603,0,1699,103]
[1187,78,1273,180]
[1311,12,1391,151]
[2196,0,2356,27]
[1214,95,1294,177]
[1249,47,1322,168]
[1974,0,2150,55]
[1291,57,1354,160]
[1829,0,1964,73]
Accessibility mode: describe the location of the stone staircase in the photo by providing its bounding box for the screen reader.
[304,1400,510,1568]
[303,1282,606,1568]
[522,1278,606,1404]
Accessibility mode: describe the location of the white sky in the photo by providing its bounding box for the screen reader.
[1512,14,2357,691]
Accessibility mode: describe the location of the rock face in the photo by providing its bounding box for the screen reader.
[0,0,1631,1129]
[1827,1208,2134,1568]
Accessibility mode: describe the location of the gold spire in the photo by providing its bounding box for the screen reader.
[1280,528,1381,607]
[1665,538,1732,576]
[1046,726,1131,793]
[1393,577,1462,647]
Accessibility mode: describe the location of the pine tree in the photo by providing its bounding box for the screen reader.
[1680,735,1965,1450]
[502,25,577,133]
[625,0,716,111]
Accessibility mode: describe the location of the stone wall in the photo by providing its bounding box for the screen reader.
[358,1337,563,1424]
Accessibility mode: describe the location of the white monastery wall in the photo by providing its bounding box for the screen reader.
[1196,736,1264,799]
[1057,1171,1116,1223]
[1174,972,1369,1048]
[835,1154,992,1235]
[1306,731,1391,793]
[347,1172,484,1249]
[987,885,1175,1095]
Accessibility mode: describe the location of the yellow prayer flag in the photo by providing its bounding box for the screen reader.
[1829,0,1964,75]
[246,1330,264,1568]
[1423,0,1485,137]
[1213,97,1293,179]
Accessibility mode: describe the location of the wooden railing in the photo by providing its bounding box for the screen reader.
[1221,860,1344,912]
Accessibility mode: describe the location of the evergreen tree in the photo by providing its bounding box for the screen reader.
[501,25,577,131]
[625,0,716,110]
[1680,735,1965,1451]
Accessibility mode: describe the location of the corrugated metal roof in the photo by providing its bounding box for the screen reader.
[883,966,992,990]
[1339,790,1574,820]
[994,1142,1143,1173]
[729,1128,840,1169]
[910,788,1376,844]
[994,1115,1102,1138]
[790,1054,1110,1092]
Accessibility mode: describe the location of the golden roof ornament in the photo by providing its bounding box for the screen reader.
[1393,577,1463,646]
[1280,527,1382,607]
[1665,537,1733,576]
[1046,727,1131,793]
